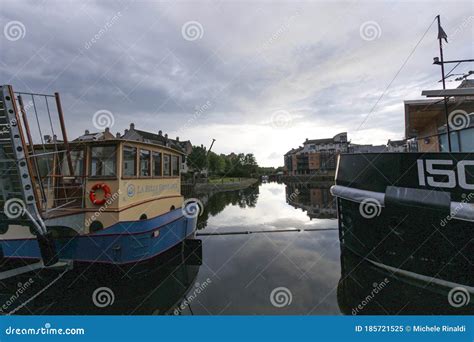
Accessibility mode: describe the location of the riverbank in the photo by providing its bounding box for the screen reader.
[182,178,259,196]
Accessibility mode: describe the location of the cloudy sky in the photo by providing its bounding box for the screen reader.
[1,0,473,166]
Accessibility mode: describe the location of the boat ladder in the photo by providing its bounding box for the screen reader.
[0,85,70,278]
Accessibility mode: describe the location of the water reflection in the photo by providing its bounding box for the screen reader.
[6,182,464,315]
[285,182,336,220]
[177,182,341,314]
[196,184,260,230]
[337,247,474,315]
[1,242,202,315]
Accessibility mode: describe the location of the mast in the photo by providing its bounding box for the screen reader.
[436,15,451,152]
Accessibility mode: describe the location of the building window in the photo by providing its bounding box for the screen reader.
[152,151,162,177]
[439,132,460,152]
[459,128,474,152]
[171,155,180,176]
[90,146,116,177]
[140,149,151,177]
[163,154,170,176]
[122,146,137,177]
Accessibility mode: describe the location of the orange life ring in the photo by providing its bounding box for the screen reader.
[89,183,112,206]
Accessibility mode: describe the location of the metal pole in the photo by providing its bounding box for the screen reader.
[437,15,451,152]
[54,92,74,175]
[18,95,46,205]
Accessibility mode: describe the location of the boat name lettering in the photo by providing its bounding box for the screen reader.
[417,159,474,190]
[136,183,178,195]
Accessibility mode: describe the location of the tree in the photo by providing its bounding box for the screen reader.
[187,145,207,171]
[208,152,225,175]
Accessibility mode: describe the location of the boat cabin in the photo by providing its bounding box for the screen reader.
[405,80,474,152]
[29,138,183,235]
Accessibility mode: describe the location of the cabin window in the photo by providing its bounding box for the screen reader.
[60,149,84,176]
[123,146,137,177]
[140,149,151,177]
[163,154,171,176]
[171,155,179,176]
[152,151,162,177]
[90,146,116,177]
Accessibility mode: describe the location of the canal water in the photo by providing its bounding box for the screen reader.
[0,182,467,315]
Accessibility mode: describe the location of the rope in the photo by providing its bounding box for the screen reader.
[196,228,338,236]
[7,265,71,315]
[356,17,438,131]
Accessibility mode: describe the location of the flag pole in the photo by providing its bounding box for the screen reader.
[437,14,451,152]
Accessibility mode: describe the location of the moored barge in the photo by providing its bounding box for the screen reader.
[0,84,198,272]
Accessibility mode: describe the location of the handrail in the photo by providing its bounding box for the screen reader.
[331,184,474,222]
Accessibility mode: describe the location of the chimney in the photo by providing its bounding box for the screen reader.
[176,136,179,141]
[158,130,162,136]
[116,132,121,138]
[53,134,58,142]
[130,123,135,130]
[165,133,168,139]
[105,127,110,133]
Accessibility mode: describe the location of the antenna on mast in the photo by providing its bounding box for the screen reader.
[435,14,452,152]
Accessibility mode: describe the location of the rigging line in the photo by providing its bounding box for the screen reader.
[443,61,461,79]
[196,228,338,236]
[356,17,437,131]
[7,265,71,315]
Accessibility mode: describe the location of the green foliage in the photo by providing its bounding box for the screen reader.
[188,146,260,178]
[208,152,225,174]
[187,146,208,170]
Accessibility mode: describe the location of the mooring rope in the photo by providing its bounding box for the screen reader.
[196,228,338,236]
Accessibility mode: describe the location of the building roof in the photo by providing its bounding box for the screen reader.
[458,79,474,89]
[304,138,334,145]
[387,139,406,146]
[284,147,303,155]
[73,129,114,142]
[128,127,190,153]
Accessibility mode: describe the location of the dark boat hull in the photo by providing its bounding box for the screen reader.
[332,153,474,288]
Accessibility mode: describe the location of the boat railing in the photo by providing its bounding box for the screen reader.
[2,86,80,217]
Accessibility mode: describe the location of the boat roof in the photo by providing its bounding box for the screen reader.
[33,138,185,155]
